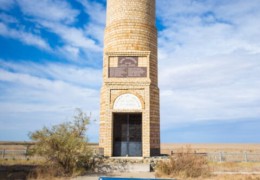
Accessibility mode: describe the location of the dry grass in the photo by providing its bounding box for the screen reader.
[156,145,260,179]
[172,174,260,180]
[0,158,44,166]
[0,156,90,179]
[0,159,68,179]
[2,142,260,179]
[156,146,210,178]
[161,143,260,154]
[0,163,75,180]
[197,174,260,180]
[210,162,260,172]
[27,165,69,180]
[2,142,260,155]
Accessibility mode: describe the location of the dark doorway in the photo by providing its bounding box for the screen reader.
[113,113,142,157]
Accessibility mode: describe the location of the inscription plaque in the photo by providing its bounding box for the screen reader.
[128,67,147,77]
[109,56,147,78]
[109,67,127,77]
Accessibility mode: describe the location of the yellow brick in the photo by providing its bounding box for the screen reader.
[99,0,160,157]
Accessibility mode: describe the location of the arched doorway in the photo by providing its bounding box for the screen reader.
[112,94,142,157]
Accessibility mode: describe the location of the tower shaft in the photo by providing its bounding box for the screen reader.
[99,0,160,157]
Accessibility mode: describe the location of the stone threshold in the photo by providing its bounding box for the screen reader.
[109,157,144,160]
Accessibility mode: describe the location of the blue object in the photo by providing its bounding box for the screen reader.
[99,178,173,180]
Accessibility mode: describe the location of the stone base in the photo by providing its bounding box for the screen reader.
[93,156,168,173]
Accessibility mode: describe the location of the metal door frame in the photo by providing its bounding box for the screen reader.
[112,112,142,157]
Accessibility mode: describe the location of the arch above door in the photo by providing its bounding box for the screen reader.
[113,93,142,110]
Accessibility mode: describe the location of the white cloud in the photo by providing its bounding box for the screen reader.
[79,0,106,44]
[79,0,106,25]
[0,60,101,141]
[84,23,105,45]
[158,0,260,57]
[157,0,260,128]
[0,0,105,63]
[60,45,80,59]
[0,60,102,88]
[39,20,102,52]
[1,0,259,142]
[0,22,50,50]
[14,0,104,60]
[0,68,99,106]
[17,0,79,24]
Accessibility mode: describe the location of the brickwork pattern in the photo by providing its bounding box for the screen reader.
[99,0,160,157]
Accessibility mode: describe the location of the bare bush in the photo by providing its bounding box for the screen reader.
[156,146,211,178]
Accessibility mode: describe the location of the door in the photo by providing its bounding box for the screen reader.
[113,113,142,156]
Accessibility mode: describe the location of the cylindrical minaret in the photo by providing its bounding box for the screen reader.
[99,0,160,157]
[104,0,158,84]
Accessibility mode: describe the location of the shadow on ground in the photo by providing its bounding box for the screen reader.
[0,165,37,180]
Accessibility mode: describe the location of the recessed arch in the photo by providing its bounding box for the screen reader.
[113,93,142,110]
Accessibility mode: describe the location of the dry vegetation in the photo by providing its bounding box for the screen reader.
[0,109,95,180]
[2,143,260,179]
[161,143,260,154]
[156,146,210,178]
[0,158,44,166]
[210,162,260,172]
[180,174,260,180]
[156,145,260,179]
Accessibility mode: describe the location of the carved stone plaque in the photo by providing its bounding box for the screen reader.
[109,56,147,78]
[109,67,127,77]
[118,57,138,67]
[113,93,142,110]
[128,67,147,77]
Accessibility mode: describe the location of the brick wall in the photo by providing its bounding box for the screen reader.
[99,0,160,157]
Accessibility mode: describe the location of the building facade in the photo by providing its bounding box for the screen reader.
[99,0,160,157]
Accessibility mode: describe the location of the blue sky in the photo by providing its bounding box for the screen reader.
[0,0,260,143]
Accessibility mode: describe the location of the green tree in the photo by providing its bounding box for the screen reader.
[29,109,93,175]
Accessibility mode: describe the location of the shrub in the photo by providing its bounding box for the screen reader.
[29,109,93,176]
[156,146,210,178]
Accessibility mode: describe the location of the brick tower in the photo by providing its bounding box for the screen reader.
[99,0,160,157]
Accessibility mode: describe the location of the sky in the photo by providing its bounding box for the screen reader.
[0,0,260,143]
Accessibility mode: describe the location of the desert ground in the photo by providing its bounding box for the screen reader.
[1,142,260,179]
[2,142,260,154]
[161,143,260,154]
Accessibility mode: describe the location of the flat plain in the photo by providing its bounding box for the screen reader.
[1,142,260,179]
[161,143,260,154]
[2,142,260,153]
